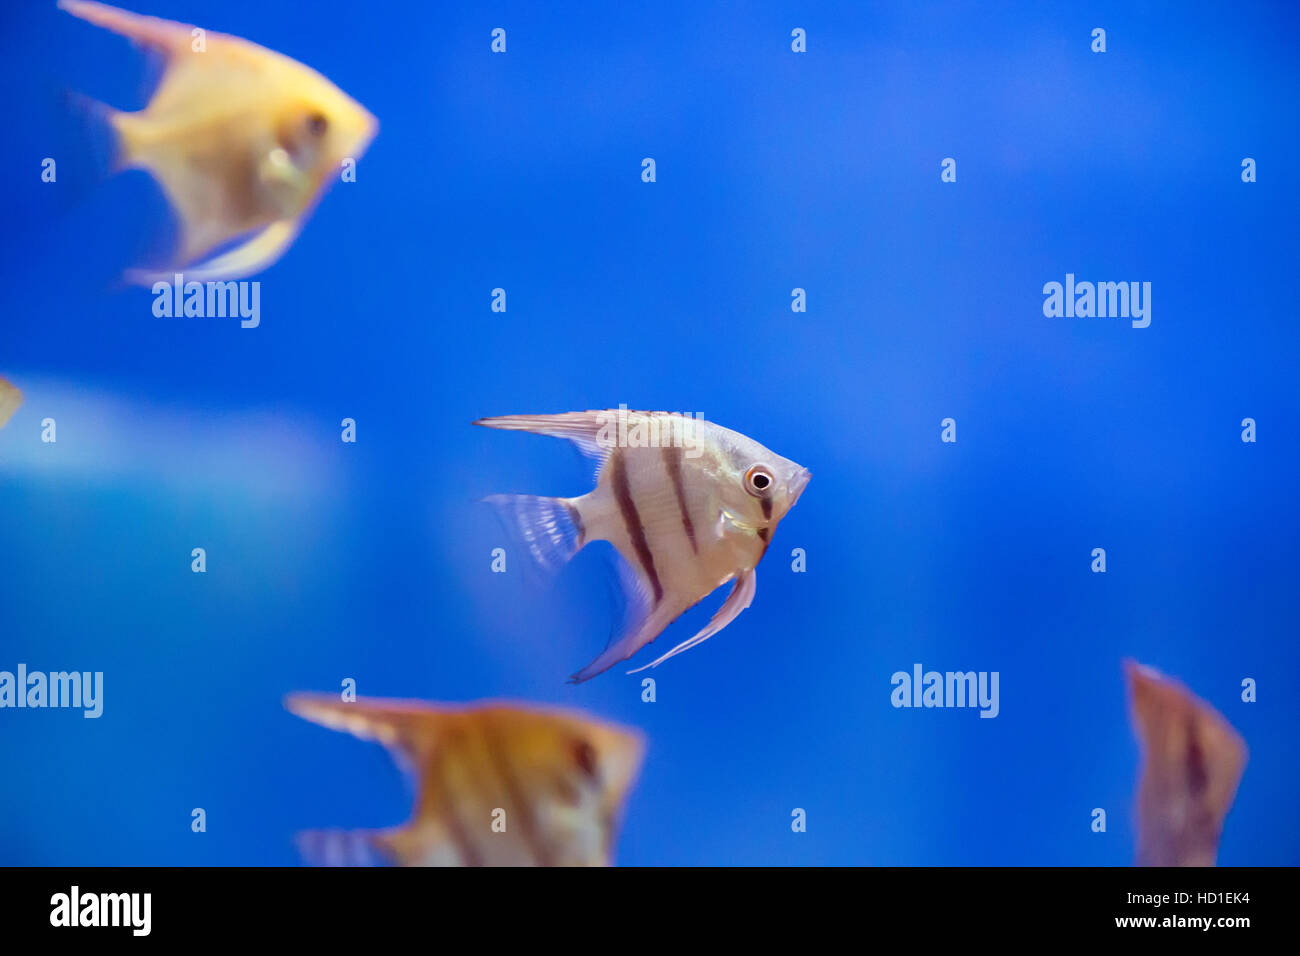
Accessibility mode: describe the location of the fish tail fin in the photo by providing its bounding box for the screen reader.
[295,828,397,867]
[482,494,587,573]
[59,88,126,173]
[63,87,147,176]
[106,109,152,174]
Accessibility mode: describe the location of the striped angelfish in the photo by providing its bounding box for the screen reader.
[0,377,20,429]
[475,409,811,682]
[286,694,644,867]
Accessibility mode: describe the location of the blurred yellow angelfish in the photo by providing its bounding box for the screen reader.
[59,1,378,283]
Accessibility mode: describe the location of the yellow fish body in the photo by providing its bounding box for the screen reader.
[476,410,811,681]
[60,0,378,282]
[0,377,21,429]
[286,694,644,867]
[1126,660,1247,867]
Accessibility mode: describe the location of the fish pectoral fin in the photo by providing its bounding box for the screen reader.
[626,569,756,675]
[128,219,302,285]
[718,508,758,538]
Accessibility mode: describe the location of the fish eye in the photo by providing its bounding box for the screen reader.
[573,740,599,778]
[306,112,329,137]
[744,465,774,496]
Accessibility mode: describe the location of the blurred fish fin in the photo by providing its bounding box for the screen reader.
[59,1,192,55]
[473,411,616,469]
[627,569,755,675]
[1125,660,1247,867]
[60,87,121,161]
[285,693,436,770]
[107,109,155,174]
[125,219,301,285]
[0,377,23,430]
[482,494,586,574]
[295,828,398,867]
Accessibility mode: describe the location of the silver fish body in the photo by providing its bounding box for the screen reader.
[476,409,810,681]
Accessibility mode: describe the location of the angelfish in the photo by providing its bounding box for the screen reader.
[286,694,644,867]
[59,1,378,283]
[475,409,811,681]
[1125,660,1247,867]
[0,377,21,430]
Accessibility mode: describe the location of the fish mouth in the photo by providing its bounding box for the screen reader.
[789,468,811,506]
[346,111,379,158]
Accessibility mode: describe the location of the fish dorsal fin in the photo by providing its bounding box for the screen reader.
[0,377,22,430]
[60,1,274,113]
[285,693,439,773]
[59,1,194,57]
[473,411,619,471]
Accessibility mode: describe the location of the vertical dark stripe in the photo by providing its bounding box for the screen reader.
[662,445,698,553]
[564,500,585,545]
[429,738,484,867]
[480,718,553,867]
[760,496,773,521]
[610,450,664,603]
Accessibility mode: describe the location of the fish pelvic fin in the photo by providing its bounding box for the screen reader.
[626,568,756,676]
[482,494,586,574]
[125,219,302,285]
